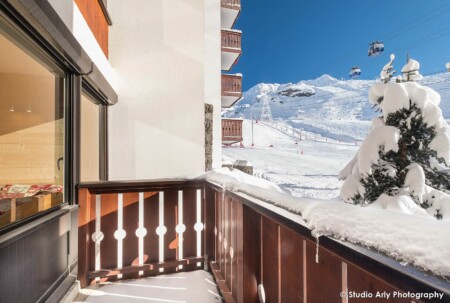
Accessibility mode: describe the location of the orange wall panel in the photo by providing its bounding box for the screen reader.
[74,0,109,58]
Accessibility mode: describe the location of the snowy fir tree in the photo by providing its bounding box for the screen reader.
[339,54,450,220]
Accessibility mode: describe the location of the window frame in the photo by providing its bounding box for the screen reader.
[81,80,109,182]
[0,6,105,234]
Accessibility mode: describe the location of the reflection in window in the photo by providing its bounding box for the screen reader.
[80,93,100,182]
[0,27,65,228]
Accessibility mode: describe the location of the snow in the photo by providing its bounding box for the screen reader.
[370,194,427,216]
[216,69,450,278]
[340,173,364,203]
[447,62,450,71]
[381,83,409,118]
[304,200,450,277]
[429,131,450,165]
[401,59,423,81]
[204,169,450,278]
[338,68,450,219]
[357,125,399,175]
[205,167,283,193]
[223,120,357,199]
[404,163,425,203]
[369,82,386,104]
[380,54,395,82]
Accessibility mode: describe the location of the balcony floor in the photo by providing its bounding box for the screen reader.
[73,270,224,303]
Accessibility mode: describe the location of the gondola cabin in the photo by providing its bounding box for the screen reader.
[349,66,361,78]
[368,41,384,57]
[222,118,243,145]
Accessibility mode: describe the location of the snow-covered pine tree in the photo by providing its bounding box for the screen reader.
[339,55,450,220]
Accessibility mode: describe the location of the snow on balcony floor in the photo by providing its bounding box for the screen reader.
[73,270,223,303]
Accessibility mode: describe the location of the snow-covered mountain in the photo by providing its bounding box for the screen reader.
[226,73,450,142]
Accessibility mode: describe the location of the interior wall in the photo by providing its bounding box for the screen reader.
[0,118,63,185]
[0,50,63,185]
[108,0,206,179]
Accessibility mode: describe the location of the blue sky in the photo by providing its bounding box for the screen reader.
[233,0,450,90]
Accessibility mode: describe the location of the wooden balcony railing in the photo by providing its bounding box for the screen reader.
[222,30,242,51]
[205,182,450,303]
[222,119,243,143]
[222,74,242,97]
[78,180,205,287]
[77,180,450,302]
[221,0,241,8]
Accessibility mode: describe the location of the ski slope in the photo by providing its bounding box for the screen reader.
[223,73,450,199]
[223,120,359,199]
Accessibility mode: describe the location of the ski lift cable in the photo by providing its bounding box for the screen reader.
[389,25,450,53]
[306,2,450,76]
[382,5,450,43]
[355,26,450,71]
[382,2,450,40]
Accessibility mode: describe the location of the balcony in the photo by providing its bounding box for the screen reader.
[222,74,242,108]
[222,29,242,71]
[221,0,241,29]
[222,119,243,145]
[76,179,450,303]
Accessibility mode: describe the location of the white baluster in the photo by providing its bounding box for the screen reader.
[194,189,204,267]
[156,192,166,273]
[135,192,147,276]
[91,195,103,282]
[176,190,186,269]
[114,193,126,279]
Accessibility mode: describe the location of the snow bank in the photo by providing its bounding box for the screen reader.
[204,169,450,278]
[304,200,450,277]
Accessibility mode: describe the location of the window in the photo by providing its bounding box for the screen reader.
[80,93,100,182]
[0,20,66,228]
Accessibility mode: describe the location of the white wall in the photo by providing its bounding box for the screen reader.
[205,0,222,169]
[108,0,209,179]
[47,0,73,31]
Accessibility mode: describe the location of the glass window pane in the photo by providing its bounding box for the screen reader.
[0,24,65,228]
[80,94,100,182]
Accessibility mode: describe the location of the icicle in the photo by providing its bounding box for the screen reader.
[315,236,320,264]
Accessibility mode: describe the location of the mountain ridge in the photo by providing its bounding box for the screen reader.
[225,72,450,142]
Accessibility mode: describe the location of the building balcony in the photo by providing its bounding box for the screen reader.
[222,118,243,145]
[222,73,242,108]
[221,0,241,29]
[221,29,242,71]
[75,179,450,303]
